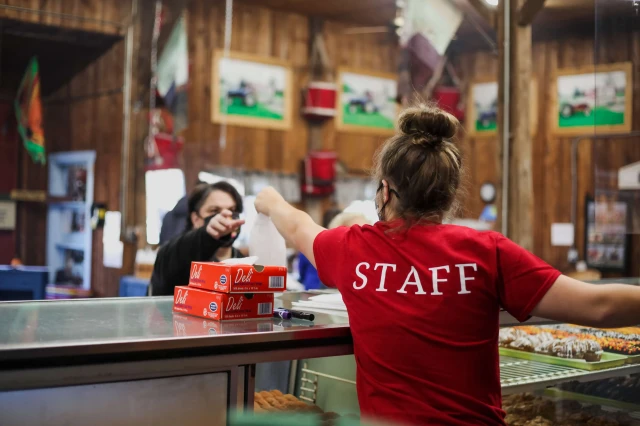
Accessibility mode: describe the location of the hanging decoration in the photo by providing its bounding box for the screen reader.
[396,0,462,105]
[145,0,185,171]
[15,57,46,165]
[302,33,336,120]
[301,151,338,197]
[157,12,189,136]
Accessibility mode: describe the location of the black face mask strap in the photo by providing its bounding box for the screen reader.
[376,182,400,220]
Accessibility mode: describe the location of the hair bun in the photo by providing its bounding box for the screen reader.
[397,104,459,147]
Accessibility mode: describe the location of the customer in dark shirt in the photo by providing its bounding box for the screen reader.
[150,181,245,296]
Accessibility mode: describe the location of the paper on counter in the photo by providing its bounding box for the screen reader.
[291,302,349,319]
[293,292,347,312]
[309,293,344,304]
[221,256,258,265]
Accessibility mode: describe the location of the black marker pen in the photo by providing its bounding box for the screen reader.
[273,309,292,320]
[289,310,315,322]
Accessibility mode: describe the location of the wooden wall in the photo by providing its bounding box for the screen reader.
[0,0,123,34]
[39,41,126,297]
[0,103,19,264]
[7,0,129,297]
[452,25,640,275]
[178,1,397,187]
[179,0,309,188]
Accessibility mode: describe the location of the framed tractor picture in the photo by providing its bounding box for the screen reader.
[336,68,398,134]
[466,78,538,137]
[552,62,632,135]
[211,50,293,130]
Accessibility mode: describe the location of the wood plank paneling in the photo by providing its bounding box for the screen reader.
[180,2,397,178]
[454,26,640,275]
[26,39,126,296]
[0,0,125,35]
[181,2,310,176]
[11,0,129,295]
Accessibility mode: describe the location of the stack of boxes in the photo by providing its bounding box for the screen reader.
[172,261,287,321]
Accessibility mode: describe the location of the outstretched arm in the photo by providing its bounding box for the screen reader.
[532,275,640,328]
[255,187,325,267]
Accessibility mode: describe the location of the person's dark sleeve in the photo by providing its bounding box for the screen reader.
[150,220,227,296]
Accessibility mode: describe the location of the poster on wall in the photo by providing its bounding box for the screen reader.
[553,62,632,135]
[466,79,538,137]
[585,196,629,272]
[336,69,398,134]
[211,51,292,130]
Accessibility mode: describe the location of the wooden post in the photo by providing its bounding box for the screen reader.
[518,0,546,26]
[496,0,534,250]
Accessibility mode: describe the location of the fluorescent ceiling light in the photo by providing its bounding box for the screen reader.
[485,0,498,6]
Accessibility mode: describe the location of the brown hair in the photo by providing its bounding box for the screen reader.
[373,104,463,223]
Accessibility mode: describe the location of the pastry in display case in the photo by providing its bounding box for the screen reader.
[253,390,355,425]
[499,325,640,368]
[499,327,604,361]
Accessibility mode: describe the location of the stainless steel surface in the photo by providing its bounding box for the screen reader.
[0,292,351,363]
[0,290,570,364]
[0,372,230,426]
[500,356,640,395]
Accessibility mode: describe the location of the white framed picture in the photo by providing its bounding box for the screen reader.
[336,68,398,134]
[212,51,293,130]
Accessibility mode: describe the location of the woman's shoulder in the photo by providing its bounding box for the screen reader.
[434,224,504,244]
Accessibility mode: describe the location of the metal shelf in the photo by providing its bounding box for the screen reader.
[500,356,640,395]
[300,356,640,401]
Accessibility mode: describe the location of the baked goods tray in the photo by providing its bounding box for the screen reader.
[500,356,640,395]
[544,388,640,413]
[499,347,628,371]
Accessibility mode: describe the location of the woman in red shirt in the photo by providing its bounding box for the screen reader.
[255,105,640,426]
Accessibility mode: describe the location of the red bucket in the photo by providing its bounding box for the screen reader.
[302,82,337,120]
[433,86,460,113]
[308,151,337,184]
[302,151,337,196]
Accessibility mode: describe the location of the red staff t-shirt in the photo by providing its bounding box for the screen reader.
[313,221,561,426]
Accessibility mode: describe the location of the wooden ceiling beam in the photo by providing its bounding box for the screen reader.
[518,0,546,26]
[466,0,497,28]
